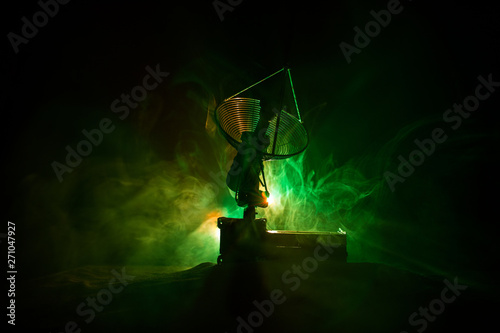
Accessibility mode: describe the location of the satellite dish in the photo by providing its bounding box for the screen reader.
[215,68,308,161]
[214,67,308,212]
[215,97,308,160]
[214,68,347,265]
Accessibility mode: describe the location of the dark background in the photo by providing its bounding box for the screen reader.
[1,0,499,331]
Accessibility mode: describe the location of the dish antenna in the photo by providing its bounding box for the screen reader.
[214,67,346,264]
[215,67,307,211]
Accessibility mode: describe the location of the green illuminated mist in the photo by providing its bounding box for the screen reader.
[12,30,496,286]
[261,154,377,232]
[12,62,457,280]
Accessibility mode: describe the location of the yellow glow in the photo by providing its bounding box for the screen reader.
[267,194,275,206]
[199,211,222,243]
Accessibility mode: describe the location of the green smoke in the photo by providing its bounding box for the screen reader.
[12,39,495,288]
[261,153,377,232]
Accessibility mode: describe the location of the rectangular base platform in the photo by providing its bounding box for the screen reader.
[217,217,347,264]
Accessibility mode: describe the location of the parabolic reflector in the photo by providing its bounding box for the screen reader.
[214,68,308,160]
